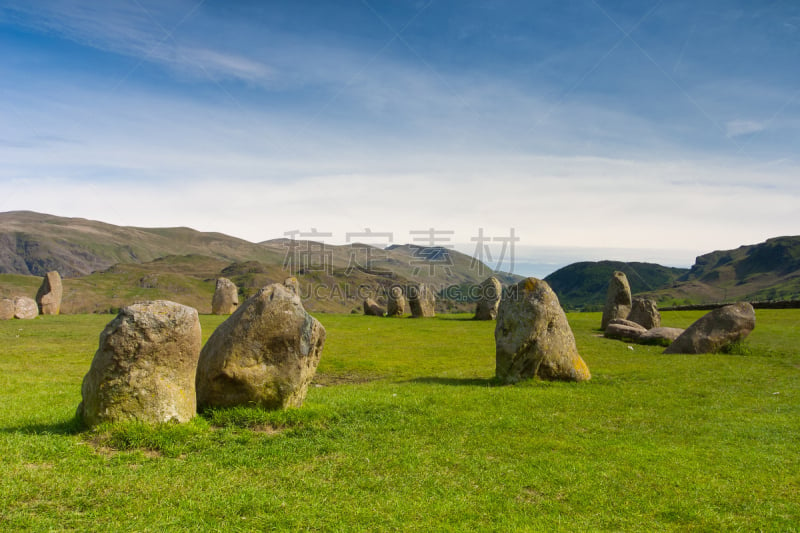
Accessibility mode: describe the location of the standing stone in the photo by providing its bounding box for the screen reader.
[495,278,591,383]
[77,301,202,428]
[36,271,63,315]
[211,277,239,315]
[196,281,326,411]
[664,302,756,354]
[387,286,406,317]
[628,297,660,329]
[601,271,632,330]
[408,284,436,318]
[13,296,38,320]
[363,298,385,316]
[0,298,14,320]
[474,276,502,320]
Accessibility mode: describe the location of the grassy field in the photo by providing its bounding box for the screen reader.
[1,310,798,531]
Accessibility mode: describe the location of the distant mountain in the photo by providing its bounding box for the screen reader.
[0,211,498,314]
[0,211,284,277]
[544,261,689,310]
[641,236,800,304]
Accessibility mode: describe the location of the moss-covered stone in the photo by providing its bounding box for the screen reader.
[495,278,590,383]
[196,280,326,411]
[78,300,202,427]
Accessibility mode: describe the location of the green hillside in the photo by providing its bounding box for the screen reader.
[642,236,800,305]
[544,261,689,310]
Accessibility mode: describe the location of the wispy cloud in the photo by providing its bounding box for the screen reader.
[0,0,275,85]
[726,119,766,138]
[0,0,798,260]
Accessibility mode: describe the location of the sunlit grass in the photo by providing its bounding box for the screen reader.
[0,310,797,530]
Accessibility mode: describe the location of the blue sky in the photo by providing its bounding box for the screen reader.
[1,0,798,276]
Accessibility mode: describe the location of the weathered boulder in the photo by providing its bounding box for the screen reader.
[77,301,202,427]
[664,302,755,354]
[474,276,502,320]
[495,278,590,383]
[363,298,385,316]
[196,281,326,411]
[386,286,406,317]
[628,297,660,329]
[14,296,38,320]
[601,271,632,330]
[211,277,239,315]
[604,322,647,341]
[408,284,436,318]
[36,271,63,315]
[0,299,14,320]
[638,327,685,346]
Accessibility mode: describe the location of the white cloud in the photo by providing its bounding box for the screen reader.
[0,0,275,85]
[725,119,765,138]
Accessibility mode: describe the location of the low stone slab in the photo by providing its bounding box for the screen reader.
[609,318,646,329]
[604,322,647,340]
[664,302,755,354]
[363,298,385,316]
[0,298,14,320]
[14,297,38,319]
[638,327,685,346]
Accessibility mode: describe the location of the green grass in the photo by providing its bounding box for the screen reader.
[1,311,798,531]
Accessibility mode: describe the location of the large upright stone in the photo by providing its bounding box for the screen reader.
[628,297,660,329]
[0,298,14,320]
[386,286,406,317]
[601,271,632,330]
[664,302,755,354]
[14,296,38,320]
[408,284,435,318]
[36,271,63,315]
[211,277,239,315]
[196,281,326,411]
[474,276,502,320]
[77,301,202,428]
[495,278,591,383]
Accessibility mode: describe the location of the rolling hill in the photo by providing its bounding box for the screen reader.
[544,261,689,310]
[0,211,498,314]
[543,236,800,310]
[3,212,797,313]
[640,236,800,304]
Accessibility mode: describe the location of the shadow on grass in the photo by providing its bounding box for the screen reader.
[406,376,499,387]
[435,316,478,321]
[1,415,85,436]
